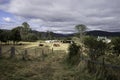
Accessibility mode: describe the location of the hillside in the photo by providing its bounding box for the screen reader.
[0,29,120,39]
[86,30,120,37]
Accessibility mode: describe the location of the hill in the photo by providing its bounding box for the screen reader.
[86,30,120,37]
[0,29,120,38]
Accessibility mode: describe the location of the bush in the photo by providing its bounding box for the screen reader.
[26,33,38,42]
[67,43,81,66]
[111,37,120,56]
[84,36,107,60]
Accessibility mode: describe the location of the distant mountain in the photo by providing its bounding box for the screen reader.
[1,29,120,38]
[12,30,120,37]
[86,30,120,37]
[31,30,70,38]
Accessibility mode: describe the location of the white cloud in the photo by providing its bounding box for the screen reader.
[2,17,12,22]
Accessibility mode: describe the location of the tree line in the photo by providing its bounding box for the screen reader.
[0,22,39,44]
[0,22,65,44]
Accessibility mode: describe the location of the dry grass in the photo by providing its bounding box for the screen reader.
[0,41,79,80]
[0,41,95,80]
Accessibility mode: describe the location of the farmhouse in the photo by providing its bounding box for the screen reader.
[97,36,111,43]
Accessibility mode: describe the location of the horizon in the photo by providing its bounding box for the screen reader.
[0,27,120,35]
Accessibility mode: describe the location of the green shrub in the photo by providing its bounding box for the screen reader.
[84,36,107,60]
[67,43,81,66]
[111,37,120,56]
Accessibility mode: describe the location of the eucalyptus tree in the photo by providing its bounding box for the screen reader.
[0,29,3,44]
[22,22,31,35]
[46,31,54,40]
[0,30,11,44]
[11,27,21,44]
[75,24,87,59]
[112,37,120,56]
[75,24,87,42]
[21,22,31,41]
[26,33,38,42]
[84,36,107,60]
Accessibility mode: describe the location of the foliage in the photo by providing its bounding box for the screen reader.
[75,24,87,33]
[0,30,11,43]
[111,37,120,56]
[84,36,107,60]
[11,27,21,44]
[22,22,31,34]
[21,22,32,41]
[75,24,87,40]
[46,31,54,40]
[26,33,38,42]
[67,43,80,66]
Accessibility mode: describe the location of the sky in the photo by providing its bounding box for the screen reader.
[0,0,120,34]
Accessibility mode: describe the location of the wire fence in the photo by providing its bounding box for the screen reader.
[0,46,54,60]
[1,46,120,70]
[81,57,120,70]
[81,56,120,80]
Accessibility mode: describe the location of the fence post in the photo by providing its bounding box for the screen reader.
[22,49,28,60]
[52,48,54,53]
[24,49,28,60]
[10,47,15,58]
[102,57,107,78]
[48,49,49,54]
[0,46,2,58]
[42,49,44,61]
[102,57,105,69]
[35,48,37,56]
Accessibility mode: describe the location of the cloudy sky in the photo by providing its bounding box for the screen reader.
[0,0,120,33]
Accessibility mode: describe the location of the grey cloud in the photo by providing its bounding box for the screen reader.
[0,0,120,33]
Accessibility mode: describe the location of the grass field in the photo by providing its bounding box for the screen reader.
[1,41,69,57]
[1,41,120,80]
[1,41,91,80]
[0,52,92,80]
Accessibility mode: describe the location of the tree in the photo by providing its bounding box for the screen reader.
[22,22,31,35]
[11,27,21,44]
[46,31,53,40]
[84,36,107,60]
[0,30,11,44]
[111,37,120,56]
[26,33,38,42]
[0,29,3,43]
[21,22,31,41]
[0,29,3,33]
[67,43,80,65]
[0,31,7,43]
[75,24,87,59]
[75,24,87,42]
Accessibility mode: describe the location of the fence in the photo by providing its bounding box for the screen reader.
[81,57,120,70]
[80,56,120,80]
[0,46,54,60]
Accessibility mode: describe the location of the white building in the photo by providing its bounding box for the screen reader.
[97,36,111,43]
